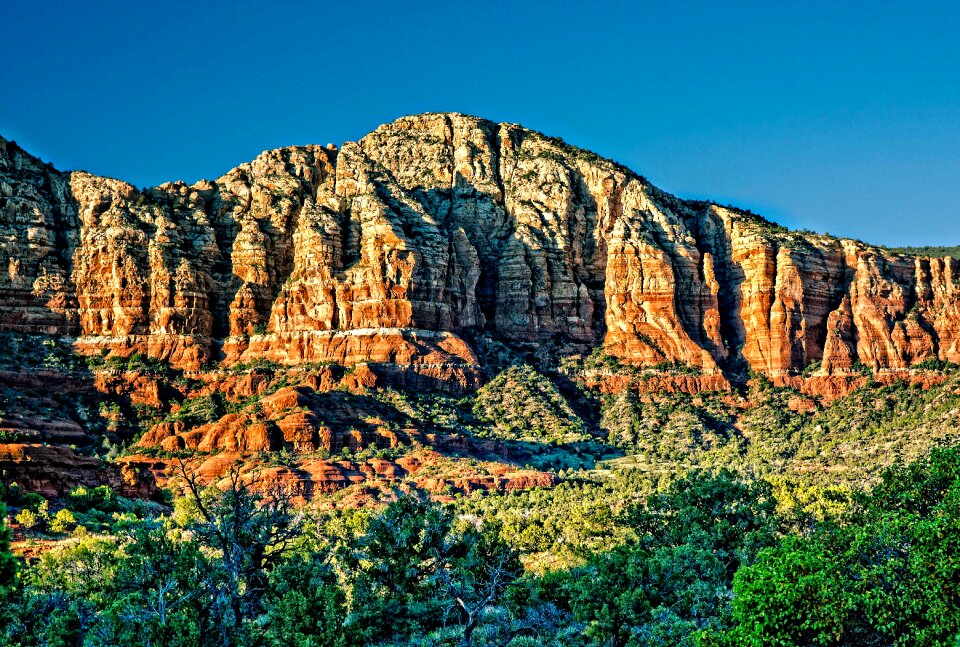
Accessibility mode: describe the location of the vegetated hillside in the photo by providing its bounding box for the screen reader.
[2,111,959,502]
[886,244,960,258]
[2,113,960,645]
[473,365,591,444]
[5,319,957,513]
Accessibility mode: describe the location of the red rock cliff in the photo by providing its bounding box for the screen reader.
[1,113,957,378]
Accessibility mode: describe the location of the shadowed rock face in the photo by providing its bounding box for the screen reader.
[0,443,157,499]
[1,113,958,380]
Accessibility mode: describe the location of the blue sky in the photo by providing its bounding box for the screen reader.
[1,0,958,246]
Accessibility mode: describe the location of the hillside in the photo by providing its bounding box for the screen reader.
[2,113,960,646]
[885,244,960,258]
[0,113,959,504]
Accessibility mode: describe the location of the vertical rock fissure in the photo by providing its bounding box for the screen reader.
[1,120,958,376]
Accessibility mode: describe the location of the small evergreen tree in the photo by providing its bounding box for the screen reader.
[0,503,15,595]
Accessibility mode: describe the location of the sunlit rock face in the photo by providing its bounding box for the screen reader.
[1,113,957,379]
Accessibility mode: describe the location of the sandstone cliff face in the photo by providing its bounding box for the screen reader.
[1,114,958,380]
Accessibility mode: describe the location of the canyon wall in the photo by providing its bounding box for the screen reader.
[2,113,958,380]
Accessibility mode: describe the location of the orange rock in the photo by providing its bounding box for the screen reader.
[787,396,818,414]
[3,118,957,382]
[4,115,960,505]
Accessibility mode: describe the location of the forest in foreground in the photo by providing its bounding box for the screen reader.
[2,342,960,646]
[2,443,960,646]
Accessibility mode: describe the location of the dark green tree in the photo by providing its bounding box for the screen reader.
[0,503,15,595]
[175,462,305,645]
[346,494,452,640]
[713,447,960,646]
[346,493,521,645]
[548,470,781,647]
[259,554,349,647]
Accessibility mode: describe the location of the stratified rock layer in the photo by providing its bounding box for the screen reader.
[2,113,958,380]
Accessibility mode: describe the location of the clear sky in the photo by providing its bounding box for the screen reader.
[1,0,957,246]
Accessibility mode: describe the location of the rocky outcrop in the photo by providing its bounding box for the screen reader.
[773,371,954,404]
[581,372,732,395]
[1,114,957,383]
[124,448,558,505]
[137,384,546,461]
[0,443,157,499]
[139,386,420,454]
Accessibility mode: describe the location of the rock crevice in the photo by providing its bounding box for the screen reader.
[1,114,957,380]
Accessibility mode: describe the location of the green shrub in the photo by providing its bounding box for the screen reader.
[1,483,45,511]
[67,486,120,514]
[474,365,589,443]
[712,446,960,646]
[15,507,39,529]
[0,503,14,595]
[49,509,76,534]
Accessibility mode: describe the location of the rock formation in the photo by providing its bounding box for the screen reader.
[2,113,957,382]
[2,112,959,501]
[0,443,156,499]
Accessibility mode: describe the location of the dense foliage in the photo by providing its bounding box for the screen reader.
[4,329,960,644]
[0,504,14,597]
[532,471,782,647]
[3,444,960,645]
[473,365,590,443]
[707,445,960,646]
[0,471,522,646]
